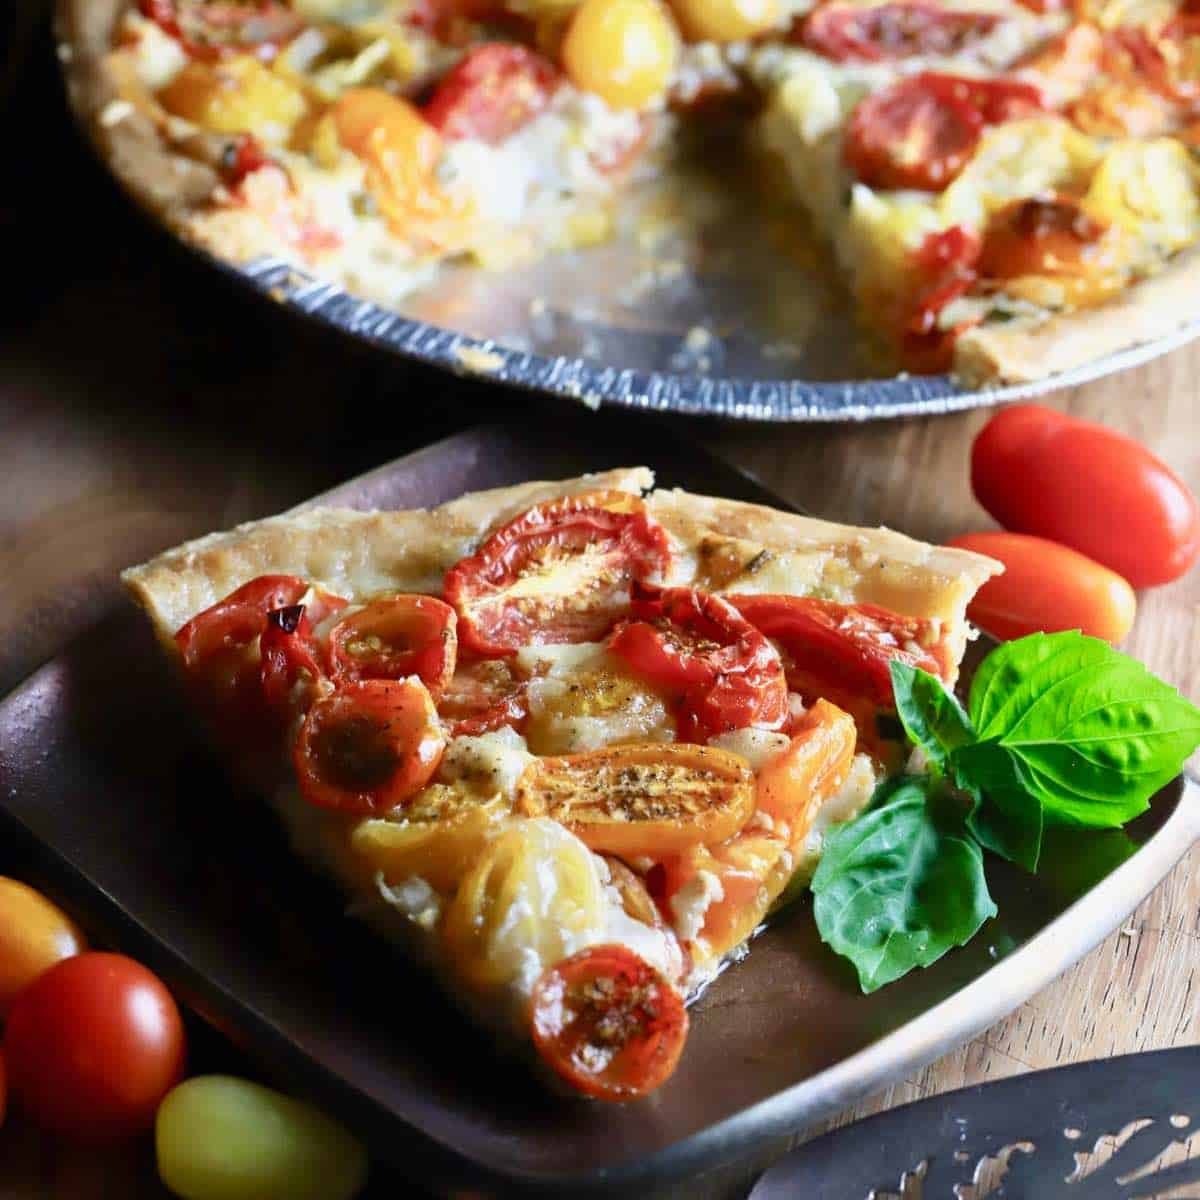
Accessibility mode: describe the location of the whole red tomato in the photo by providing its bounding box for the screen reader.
[4,952,186,1143]
[972,405,1200,588]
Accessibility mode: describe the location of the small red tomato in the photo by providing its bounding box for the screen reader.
[4,953,186,1143]
[530,945,688,1101]
[946,532,1137,644]
[972,405,1200,588]
[328,595,457,694]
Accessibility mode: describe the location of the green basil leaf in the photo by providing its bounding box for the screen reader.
[890,661,976,773]
[968,632,1200,828]
[952,742,1044,872]
[811,778,997,993]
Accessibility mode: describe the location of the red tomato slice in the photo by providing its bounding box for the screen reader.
[437,658,530,736]
[971,404,1200,587]
[219,133,273,185]
[259,604,327,719]
[608,585,789,741]
[530,945,688,1101]
[443,491,672,657]
[800,1,1000,62]
[946,532,1137,643]
[728,593,949,708]
[423,45,561,144]
[138,0,305,60]
[294,679,445,814]
[845,73,1043,191]
[844,73,984,191]
[908,224,981,335]
[328,596,457,694]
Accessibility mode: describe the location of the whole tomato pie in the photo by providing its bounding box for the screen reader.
[124,469,1000,1099]
[62,0,1200,382]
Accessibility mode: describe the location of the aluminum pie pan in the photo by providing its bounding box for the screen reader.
[232,254,1200,422]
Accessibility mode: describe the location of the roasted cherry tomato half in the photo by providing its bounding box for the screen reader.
[4,953,186,1144]
[294,678,445,814]
[844,72,983,191]
[946,531,1137,644]
[756,698,857,826]
[844,72,1041,191]
[443,491,672,657]
[437,658,530,736]
[728,593,950,708]
[424,45,561,144]
[259,604,327,720]
[139,0,305,60]
[971,404,1200,588]
[516,742,756,856]
[608,585,789,741]
[530,945,688,1101]
[328,595,457,694]
[0,878,87,1019]
[799,0,999,62]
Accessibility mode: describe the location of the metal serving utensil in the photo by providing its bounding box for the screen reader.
[750,1044,1200,1199]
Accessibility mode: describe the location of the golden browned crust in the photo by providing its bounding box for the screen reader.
[123,469,1001,679]
[954,244,1200,386]
[122,468,654,653]
[57,0,220,238]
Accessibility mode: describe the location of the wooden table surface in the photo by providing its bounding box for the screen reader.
[2,29,1198,1200]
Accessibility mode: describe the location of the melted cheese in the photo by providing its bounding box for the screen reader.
[438,727,535,800]
[708,727,792,769]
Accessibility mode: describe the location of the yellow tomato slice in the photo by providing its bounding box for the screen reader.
[755,699,856,838]
[441,820,606,990]
[350,785,509,893]
[515,743,755,857]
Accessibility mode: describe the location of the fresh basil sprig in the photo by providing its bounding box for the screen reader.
[811,632,1200,992]
[811,777,996,993]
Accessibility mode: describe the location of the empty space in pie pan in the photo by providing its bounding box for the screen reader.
[1,424,1197,1196]
[57,0,1200,423]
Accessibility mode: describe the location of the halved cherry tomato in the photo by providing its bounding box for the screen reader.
[175,575,309,737]
[972,404,1200,588]
[799,1,999,62]
[845,73,1042,191]
[294,679,445,814]
[755,699,857,825]
[946,532,1137,643]
[978,197,1127,307]
[437,658,530,735]
[908,224,981,337]
[443,491,671,657]
[4,953,186,1144]
[424,45,561,144]
[728,593,948,708]
[139,0,304,61]
[530,945,688,1101]
[845,73,983,191]
[328,596,457,694]
[516,742,755,856]
[608,585,788,740]
[259,605,326,720]
[219,132,272,185]
[0,878,87,1018]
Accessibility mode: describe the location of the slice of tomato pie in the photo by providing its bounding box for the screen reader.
[123,468,999,1100]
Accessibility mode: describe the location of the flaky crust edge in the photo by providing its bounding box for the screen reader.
[123,468,1001,680]
[954,243,1200,386]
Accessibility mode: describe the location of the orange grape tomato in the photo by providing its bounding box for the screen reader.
[755,699,857,828]
[530,945,688,1100]
[946,531,1136,644]
[4,953,186,1143]
[971,404,1200,588]
[0,877,87,1018]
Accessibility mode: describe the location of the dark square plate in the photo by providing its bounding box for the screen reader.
[0,424,1196,1196]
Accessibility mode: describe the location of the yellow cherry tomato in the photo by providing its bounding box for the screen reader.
[0,877,86,1017]
[668,0,779,43]
[158,57,308,143]
[562,0,680,110]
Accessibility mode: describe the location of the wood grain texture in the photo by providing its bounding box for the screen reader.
[2,33,1198,1198]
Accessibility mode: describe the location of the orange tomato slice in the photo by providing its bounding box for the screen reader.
[515,743,755,857]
